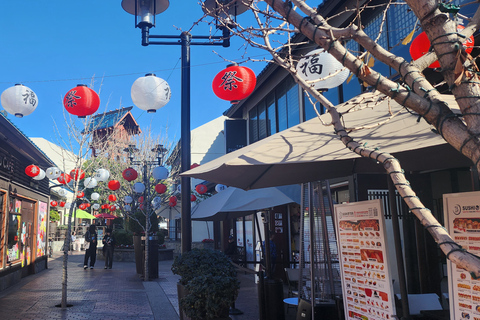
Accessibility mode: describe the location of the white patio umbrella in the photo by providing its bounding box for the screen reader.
[190,185,300,221]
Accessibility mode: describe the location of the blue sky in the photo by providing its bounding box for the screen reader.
[0,1,268,148]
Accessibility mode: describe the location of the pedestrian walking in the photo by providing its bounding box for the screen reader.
[102,228,116,269]
[83,225,97,270]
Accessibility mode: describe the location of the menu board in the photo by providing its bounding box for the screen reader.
[444,191,480,320]
[334,199,396,320]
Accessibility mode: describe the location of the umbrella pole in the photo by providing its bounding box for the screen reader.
[388,178,410,319]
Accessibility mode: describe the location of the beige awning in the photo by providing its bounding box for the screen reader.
[182,92,470,190]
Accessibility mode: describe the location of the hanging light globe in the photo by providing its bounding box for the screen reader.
[94,168,110,182]
[215,184,227,193]
[32,169,46,181]
[133,182,146,193]
[91,192,100,201]
[58,189,68,197]
[84,177,98,189]
[152,166,169,180]
[92,203,100,210]
[124,204,132,212]
[131,73,171,113]
[124,195,133,204]
[1,84,38,118]
[45,167,61,179]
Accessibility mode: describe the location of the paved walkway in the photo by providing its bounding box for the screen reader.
[0,251,293,320]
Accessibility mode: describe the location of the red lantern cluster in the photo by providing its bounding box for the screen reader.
[70,168,85,180]
[25,164,40,177]
[169,196,177,207]
[50,201,58,207]
[212,64,256,104]
[410,25,474,69]
[122,167,138,182]
[57,173,72,185]
[195,184,208,195]
[155,183,167,194]
[108,194,117,202]
[63,84,100,118]
[108,180,120,191]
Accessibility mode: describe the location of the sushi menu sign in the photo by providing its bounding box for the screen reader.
[334,199,395,320]
[444,191,480,320]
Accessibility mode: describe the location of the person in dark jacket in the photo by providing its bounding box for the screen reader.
[83,225,97,270]
[102,228,116,269]
[224,235,237,260]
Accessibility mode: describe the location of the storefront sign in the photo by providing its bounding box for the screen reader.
[444,191,480,320]
[334,199,396,320]
[0,148,14,176]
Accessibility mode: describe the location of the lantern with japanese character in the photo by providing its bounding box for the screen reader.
[195,184,208,195]
[45,167,61,179]
[108,180,121,191]
[212,64,256,104]
[131,74,171,113]
[57,173,72,185]
[70,168,85,181]
[108,194,117,202]
[50,201,58,207]
[1,84,38,118]
[410,25,474,69]
[25,165,40,177]
[59,201,66,207]
[296,49,350,90]
[33,169,45,180]
[79,203,87,210]
[63,84,100,118]
[76,191,85,198]
[122,167,138,182]
[155,183,167,194]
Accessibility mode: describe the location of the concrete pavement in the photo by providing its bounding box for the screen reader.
[0,251,296,320]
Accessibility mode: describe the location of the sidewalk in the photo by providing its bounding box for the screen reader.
[0,251,295,320]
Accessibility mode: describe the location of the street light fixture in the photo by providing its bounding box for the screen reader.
[121,0,245,253]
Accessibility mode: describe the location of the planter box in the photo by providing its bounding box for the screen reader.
[96,248,174,262]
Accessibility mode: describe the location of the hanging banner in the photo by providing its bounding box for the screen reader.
[334,199,396,320]
[444,191,480,320]
[37,201,47,257]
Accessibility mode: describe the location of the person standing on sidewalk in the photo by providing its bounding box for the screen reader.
[83,225,97,270]
[102,228,115,269]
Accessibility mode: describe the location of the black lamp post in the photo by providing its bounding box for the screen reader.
[121,0,241,253]
[123,143,167,280]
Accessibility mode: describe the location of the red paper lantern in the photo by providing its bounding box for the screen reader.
[122,167,138,182]
[70,168,85,180]
[169,196,177,203]
[110,205,116,211]
[195,184,208,195]
[191,194,197,202]
[108,180,121,191]
[50,201,58,207]
[190,163,200,170]
[139,196,144,203]
[108,194,117,202]
[63,84,100,118]
[25,164,40,177]
[86,203,91,208]
[59,201,66,207]
[101,204,106,210]
[57,173,72,185]
[169,201,176,207]
[79,203,87,210]
[155,183,167,194]
[76,191,85,198]
[212,64,256,104]
[410,25,474,68]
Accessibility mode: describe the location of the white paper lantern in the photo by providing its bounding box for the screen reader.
[92,203,100,210]
[1,84,38,118]
[65,202,72,209]
[124,195,133,204]
[215,184,227,193]
[131,74,171,113]
[46,167,61,179]
[152,196,162,208]
[133,182,146,193]
[84,177,98,189]
[296,49,350,90]
[33,169,46,180]
[152,166,169,180]
[124,204,131,212]
[58,188,68,197]
[94,168,110,182]
[91,192,100,201]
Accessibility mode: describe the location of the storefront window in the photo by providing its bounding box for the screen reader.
[7,213,21,263]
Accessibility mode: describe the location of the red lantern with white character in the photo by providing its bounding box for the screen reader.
[410,25,474,68]
[70,168,85,180]
[57,173,72,185]
[59,201,66,207]
[79,203,87,210]
[50,201,58,207]
[110,205,116,211]
[108,194,117,202]
[77,191,85,198]
[122,167,138,182]
[155,183,167,194]
[212,64,256,104]
[108,180,121,191]
[25,164,40,177]
[63,84,100,118]
[195,184,208,195]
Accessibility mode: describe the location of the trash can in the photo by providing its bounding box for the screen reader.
[141,235,159,279]
[264,278,285,320]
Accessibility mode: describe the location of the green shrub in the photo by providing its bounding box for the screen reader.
[113,230,133,247]
[127,210,159,235]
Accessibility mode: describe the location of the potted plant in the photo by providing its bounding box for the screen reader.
[172,248,239,320]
